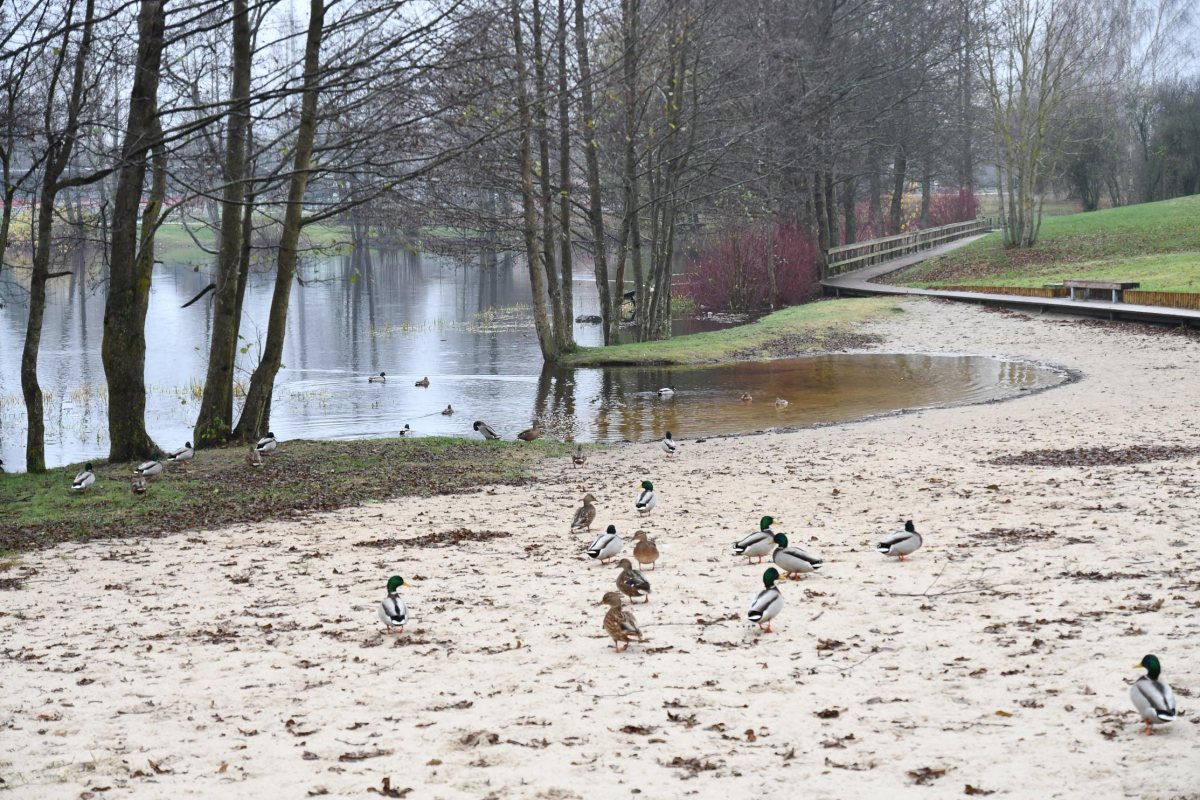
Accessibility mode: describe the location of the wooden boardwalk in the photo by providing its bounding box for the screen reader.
[820,234,1200,326]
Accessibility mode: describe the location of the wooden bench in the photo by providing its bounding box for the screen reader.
[1063,279,1140,303]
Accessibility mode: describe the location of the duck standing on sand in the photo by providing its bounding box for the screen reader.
[877,520,922,562]
[771,533,823,580]
[587,524,624,564]
[135,454,164,481]
[378,576,411,634]
[473,420,499,440]
[661,431,677,458]
[632,531,659,570]
[747,568,783,633]
[600,591,644,652]
[517,423,542,442]
[572,446,587,468]
[634,480,657,516]
[256,433,278,455]
[168,442,195,467]
[570,493,598,532]
[616,558,651,603]
[415,377,430,387]
[1130,655,1177,735]
[368,372,387,383]
[733,516,778,564]
[72,462,96,493]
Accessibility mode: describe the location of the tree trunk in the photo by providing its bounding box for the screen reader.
[614,0,640,343]
[556,0,574,348]
[813,171,830,279]
[233,123,256,332]
[765,222,776,307]
[232,0,325,440]
[101,0,167,463]
[841,177,857,245]
[920,162,932,228]
[888,146,907,235]
[20,0,97,472]
[194,0,252,447]
[510,0,557,362]
[531,0,566,352]
[573,0,612,345]
[868,151,882,237]
[824,172,837,247]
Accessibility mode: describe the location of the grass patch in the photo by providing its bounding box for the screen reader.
[890,195,1200,291]
[0,437,576,554]
[560,297,901,366]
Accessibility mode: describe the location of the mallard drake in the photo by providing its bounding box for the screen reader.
[415,376,430,387]
[587,524,624,564]
[473,420,499,440]
[657,385,675,397]
[877,520,922,562]
[168,442,194,466]
[570,493,598,532]
[733,516,778,564]
[378,575,411,634]
[616,558,651,603]
[632,531,659,570]
[399,424,411,436]
[775,397,788,408]
[572,446,587,468]
[1131,655,1177,735]
[517,423,542,442]
[747,567,783,633]
[600,591,644,652]
[135,454,164,480]
[771,533,823,580]
[740,392,752,403]
[131,474,148,495]
[72,462,96,493]
[246,447,263,468]
[368,372,387,383]
[441,404,454,416]
[634,480,657,516]
[661,431,677,458]
[256,433,278,455]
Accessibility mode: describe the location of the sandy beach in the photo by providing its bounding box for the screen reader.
[2,297,1198,799]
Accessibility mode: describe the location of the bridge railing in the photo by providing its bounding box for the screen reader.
[826,216,999,277]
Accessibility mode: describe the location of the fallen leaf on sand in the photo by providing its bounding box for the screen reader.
[367,777,412,798]
[338,749,393,762]
[909,766,947,785]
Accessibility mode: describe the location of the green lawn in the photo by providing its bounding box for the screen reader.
[155,221,352,264]
[562,297,904,366]
[891,195,1200,291]
[0,438,578,555]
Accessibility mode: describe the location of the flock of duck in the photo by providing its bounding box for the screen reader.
[69,434,279,495]
[385,414,1178,737]
[57,376,1179,737]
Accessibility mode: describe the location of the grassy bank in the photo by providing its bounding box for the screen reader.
[890,195,1200,291]
[561,296,904,366]
[0,438,576,554]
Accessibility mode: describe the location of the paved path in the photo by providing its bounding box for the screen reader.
[820,233,1200,326]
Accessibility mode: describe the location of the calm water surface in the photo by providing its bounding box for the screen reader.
[0,243,1064,470]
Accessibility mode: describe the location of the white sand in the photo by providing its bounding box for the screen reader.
[2,298,1198,799]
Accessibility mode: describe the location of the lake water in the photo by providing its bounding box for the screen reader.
[0,243,1065,470]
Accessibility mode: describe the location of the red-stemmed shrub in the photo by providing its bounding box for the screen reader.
[679,222,821,314]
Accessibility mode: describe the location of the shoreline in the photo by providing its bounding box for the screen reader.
[2,297,1199,798]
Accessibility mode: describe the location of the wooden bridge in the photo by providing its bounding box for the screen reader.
[820,224,1200,327]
